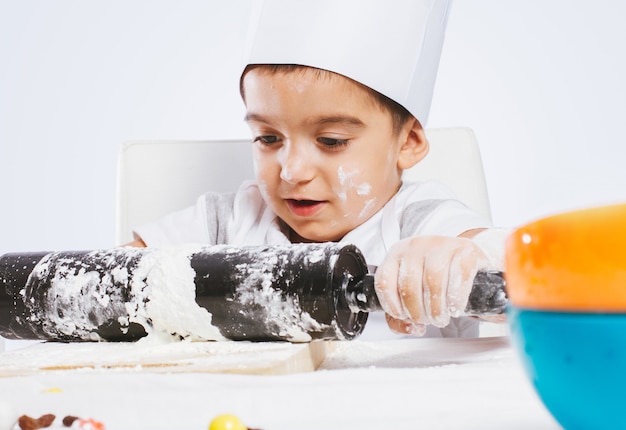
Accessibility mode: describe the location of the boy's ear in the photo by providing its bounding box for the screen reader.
[397,119,429,170]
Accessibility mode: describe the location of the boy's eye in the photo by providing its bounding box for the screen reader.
[254,135,279,145]
[317,137,349,148]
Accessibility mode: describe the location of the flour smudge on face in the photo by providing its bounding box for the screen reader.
[335,166,357,202]
[358,198,376,219]
[356,182,372,196]
[336,165,371,204]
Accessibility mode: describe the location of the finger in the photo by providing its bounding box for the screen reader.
[446,245,479,317]
[423,252,450,328]
[385,314,427,337]
[408,242,452,327]
[396,252,427,324]
[374,250,405,319]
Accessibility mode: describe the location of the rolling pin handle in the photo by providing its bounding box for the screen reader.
[343,270,507,315]
[344,274,383,313]
[465,270,508,315]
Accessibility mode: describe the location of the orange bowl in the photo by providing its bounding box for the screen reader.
[505,203,626,311]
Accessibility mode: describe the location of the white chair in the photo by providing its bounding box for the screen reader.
[116,127,491,244]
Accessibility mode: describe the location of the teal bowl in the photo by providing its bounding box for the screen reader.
[508,307,626,430]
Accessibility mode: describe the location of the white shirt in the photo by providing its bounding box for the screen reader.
[135,180,492,339]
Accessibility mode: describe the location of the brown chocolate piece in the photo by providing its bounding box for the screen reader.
[62,416,79,427]
[17,414,56,430]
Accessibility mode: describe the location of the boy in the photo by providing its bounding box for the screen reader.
[130,0,508,339]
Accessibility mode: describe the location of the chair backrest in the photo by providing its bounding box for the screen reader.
[404,127,492,220]
[115,127,491,244]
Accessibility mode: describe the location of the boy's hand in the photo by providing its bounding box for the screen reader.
[374,236,490,336]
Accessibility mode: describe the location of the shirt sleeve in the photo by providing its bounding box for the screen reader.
[133,192,236,247]
[132,195,210,247]
[397,181,493,239]
[405,199,493,238]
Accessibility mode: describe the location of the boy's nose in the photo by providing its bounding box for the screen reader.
[279,143,315,184]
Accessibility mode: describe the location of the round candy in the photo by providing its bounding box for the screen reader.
[209,413,247,430]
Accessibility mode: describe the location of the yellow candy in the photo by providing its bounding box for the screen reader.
[42,387,63,393]
[209,413,247,430]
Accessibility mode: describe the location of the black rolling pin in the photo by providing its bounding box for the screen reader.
[0,244,507,342]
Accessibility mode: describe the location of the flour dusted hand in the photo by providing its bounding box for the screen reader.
[374,236,490,335]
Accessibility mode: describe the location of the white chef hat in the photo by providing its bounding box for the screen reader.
[242,0,452,125]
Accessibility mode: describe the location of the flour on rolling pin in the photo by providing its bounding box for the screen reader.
[6,246,224,342]
[0,243,370,343]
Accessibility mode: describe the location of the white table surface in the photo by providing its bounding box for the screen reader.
[0,336,560,430]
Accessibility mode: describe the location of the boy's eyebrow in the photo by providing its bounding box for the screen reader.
[244,112,366,128]
[314,115,365,127]
[244,112,270,123]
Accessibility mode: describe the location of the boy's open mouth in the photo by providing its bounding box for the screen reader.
[286,199,325,217]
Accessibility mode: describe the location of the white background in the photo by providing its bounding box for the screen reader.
[1,0,625,255]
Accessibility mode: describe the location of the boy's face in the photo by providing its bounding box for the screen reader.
[242,67,414,242]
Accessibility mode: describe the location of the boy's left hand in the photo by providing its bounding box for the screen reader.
[374,235,490,336]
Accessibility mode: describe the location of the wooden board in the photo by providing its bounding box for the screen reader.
[0,340,336,377]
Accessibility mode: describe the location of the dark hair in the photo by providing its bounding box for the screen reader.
[240,64,413,133]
